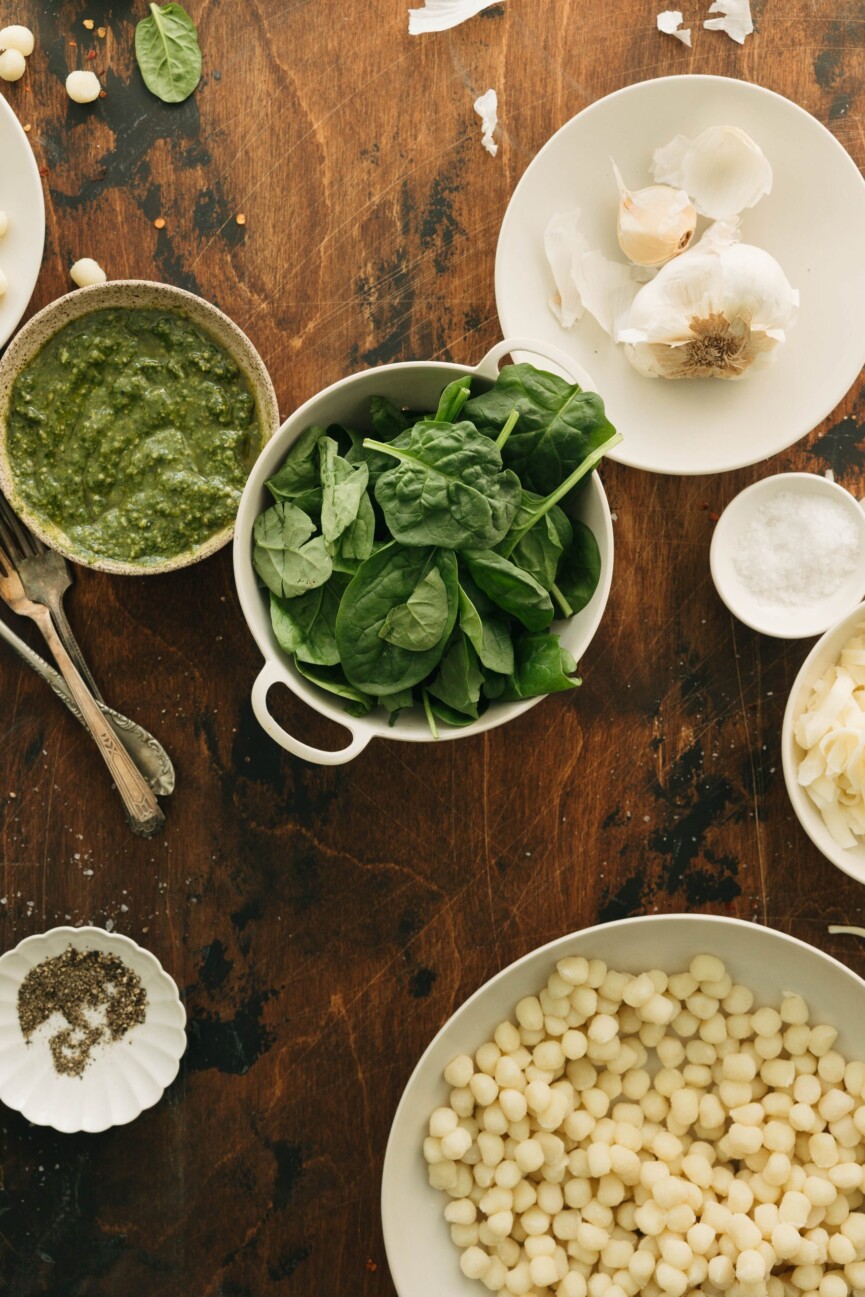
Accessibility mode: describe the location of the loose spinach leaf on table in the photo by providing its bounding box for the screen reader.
[269,573,349,666]
[458,584,514,676]
[367,421,521,549]
[464,363,617,495]
[555,519,602,616]
[460,549,554,631]
[293,660,373,717]
[496,634,580,701]
[253,501,332,599]
[336,544,458,695]
[135,2,202,104]
[428,634,484,719]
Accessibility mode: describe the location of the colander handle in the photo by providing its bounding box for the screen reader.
[474,336,594,387]
[251,661,372,766]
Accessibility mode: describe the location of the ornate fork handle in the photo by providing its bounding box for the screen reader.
[31,603,165,836]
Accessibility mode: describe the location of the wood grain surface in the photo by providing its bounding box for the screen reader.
[1,2,865,1294]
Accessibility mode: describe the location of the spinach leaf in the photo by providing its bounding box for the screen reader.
[252,502,332,598]
[428,697,479,728]
[370,396,409,440]
[294,660,373,717]
[505,493,573,591]
[336,544,458,695]
[383,688,415,727]
[334,491,375,564]
[134,2,202,104]
[367,421,521,549]
[496,634,580,701]
[267,426,325,502]
[270,574,349,666]
[428,634,484,718]
[433,376,472,424]
[379,566,449,651]
[465,363,618,495]
[319,436,369,546]
[458,584,514,675]
[460,549,554,631]
[555,519,602,616]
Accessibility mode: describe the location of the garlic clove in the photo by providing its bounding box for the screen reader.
[612,160,696,267]
[617,240,798,380]
[652,125,772,221]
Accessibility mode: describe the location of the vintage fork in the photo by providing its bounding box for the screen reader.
[0,539,165,837]
[0,495,103,698]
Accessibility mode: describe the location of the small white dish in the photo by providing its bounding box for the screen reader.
[0,926,187,1133]
[496,75,865,475]
[382,914,865,1297]
[709,472,865,638]
[783,602,865,886]
[0,93,45,349]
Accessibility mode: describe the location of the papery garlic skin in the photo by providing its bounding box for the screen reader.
[613,161,696,267]
[544,207,654,337]
[652,125,772,220]
[617,235,798,380]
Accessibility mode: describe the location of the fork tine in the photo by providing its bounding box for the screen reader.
[0,495,39,557]
[0,536,13,578]
[0,510,21,563]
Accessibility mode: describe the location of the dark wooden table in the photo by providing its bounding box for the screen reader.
[2,2,865,1293]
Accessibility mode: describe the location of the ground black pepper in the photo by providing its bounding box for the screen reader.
[17,946,147,1078]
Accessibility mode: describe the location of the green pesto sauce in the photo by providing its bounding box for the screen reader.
[7,307,263,565]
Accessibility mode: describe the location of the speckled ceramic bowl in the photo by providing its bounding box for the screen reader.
[0,280,279,575]
[0,925,187,1133]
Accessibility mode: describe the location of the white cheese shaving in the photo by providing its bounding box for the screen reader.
[544,209,653,338]
[656,10,692,46]
[704,0,753,44]
[408,0,505,35]
[795,627,865,849]
[473,88,498,157]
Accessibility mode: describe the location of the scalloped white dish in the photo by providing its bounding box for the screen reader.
[0,926,186,1132]
[0,92,45,349]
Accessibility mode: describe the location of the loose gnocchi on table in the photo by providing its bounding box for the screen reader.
[423,954,865,1297]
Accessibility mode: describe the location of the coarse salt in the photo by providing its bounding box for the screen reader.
[734,490,860,607]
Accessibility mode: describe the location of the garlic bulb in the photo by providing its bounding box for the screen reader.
[652,126,772,220]
[617,226,799,380]
[613,161,696,267]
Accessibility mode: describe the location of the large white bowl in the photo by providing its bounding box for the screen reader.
[233,338,615,765]
[0,93,44,350]
[0,926,187,1133]
[382,914,865,1297]
[782,602,865,885]
[496,76,865,475]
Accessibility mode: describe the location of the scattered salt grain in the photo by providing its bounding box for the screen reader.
[734,490,860,607]
[473,88,498,157]
[657,10,692,45]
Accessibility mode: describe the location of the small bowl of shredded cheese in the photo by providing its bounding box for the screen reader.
[783,603,865,883]
[710,473,865,639]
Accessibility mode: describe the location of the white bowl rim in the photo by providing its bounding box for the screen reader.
[381,912,865,1294]
[0,93,45,350]
[709,471,865,639]
[782,600,865,885]
[0,924,187,1132]
[233,338,615,764]
[496,73,865,476]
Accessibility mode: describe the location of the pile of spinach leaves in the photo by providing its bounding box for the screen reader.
[252,363,621,736]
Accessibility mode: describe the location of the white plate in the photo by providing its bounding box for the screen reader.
[496,76,865,476]
[710,472,865,638]
[782,602,865,886]
[0,926,187,1132]
[382,914,865,1297]
[0,93,44,348]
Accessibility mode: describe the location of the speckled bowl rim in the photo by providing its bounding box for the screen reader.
[0,280,280,576]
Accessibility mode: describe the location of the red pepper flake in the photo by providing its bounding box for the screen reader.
[99,89,107,98]
[38,166,49,176]
[709,511,719,523]
[698,501,709,511]
[364,1259,378,1272]
[86,50,97,60]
